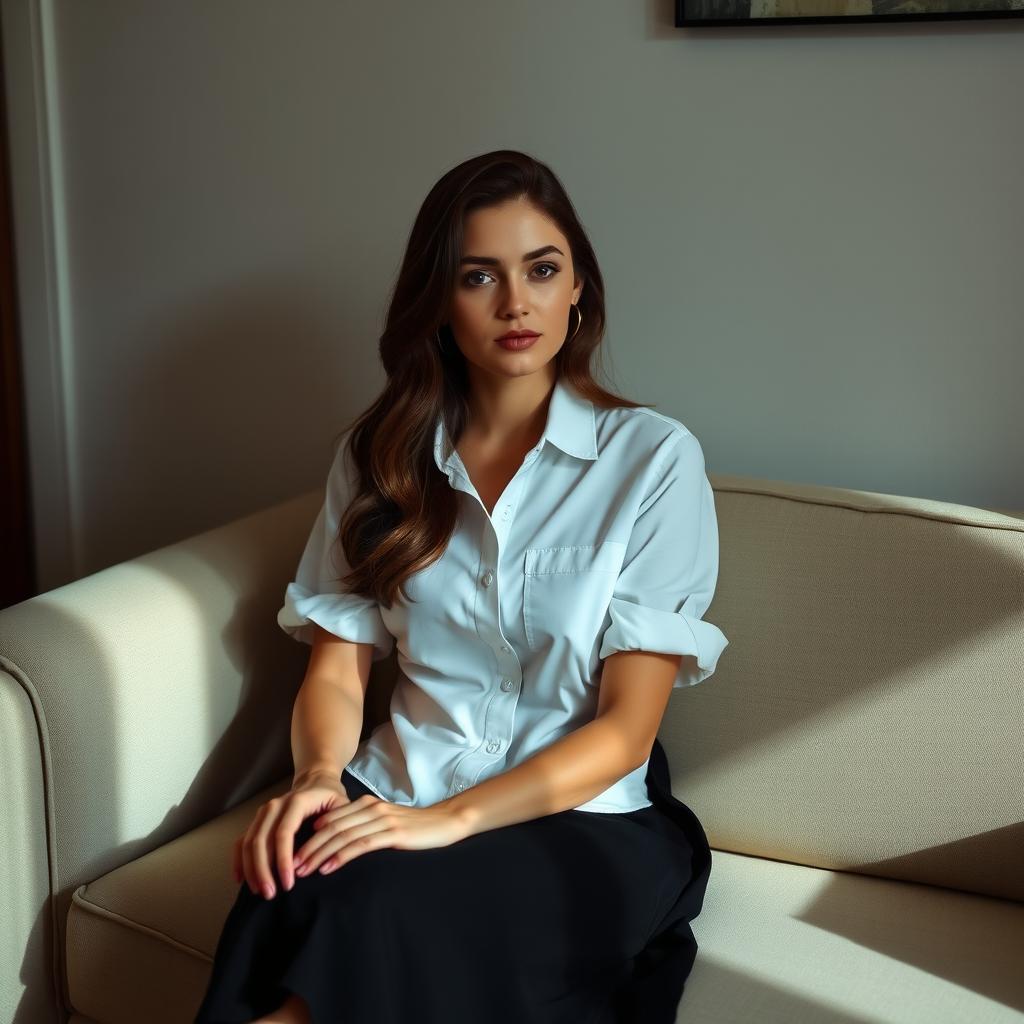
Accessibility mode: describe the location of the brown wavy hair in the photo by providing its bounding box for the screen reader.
[331,149,653,609]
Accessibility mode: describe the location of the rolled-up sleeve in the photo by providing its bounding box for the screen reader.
[276,437,395,661]
[598,429,728,688]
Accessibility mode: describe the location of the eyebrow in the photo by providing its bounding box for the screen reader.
[459,244,564,267]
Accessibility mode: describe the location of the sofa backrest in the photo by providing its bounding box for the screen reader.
[360,475,1024,903]
[663,473,1024,904]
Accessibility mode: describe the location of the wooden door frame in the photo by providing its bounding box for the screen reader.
[0,2,34,605]
[1,0,78,603]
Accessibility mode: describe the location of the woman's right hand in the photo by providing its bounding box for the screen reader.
[232,768,351,899]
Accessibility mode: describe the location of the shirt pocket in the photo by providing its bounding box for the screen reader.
[522,540,628,652]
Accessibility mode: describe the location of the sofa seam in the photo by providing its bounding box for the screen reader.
[706,479,1024,533]
[70,885,213,963]
[0,652,66,1015]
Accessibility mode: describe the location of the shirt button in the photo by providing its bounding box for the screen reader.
[500,678,514,691]
[455,782,466,792]
[502,644,511,653]
[486,739,501,753]
[481,569,494,587]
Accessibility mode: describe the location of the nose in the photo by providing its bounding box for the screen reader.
[498,277,530,319]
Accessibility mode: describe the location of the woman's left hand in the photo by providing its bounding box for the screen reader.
[289,795,468,885]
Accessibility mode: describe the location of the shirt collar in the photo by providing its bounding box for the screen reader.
[433,375,598,476]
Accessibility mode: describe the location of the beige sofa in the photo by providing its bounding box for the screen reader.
[2,475,1022,1024]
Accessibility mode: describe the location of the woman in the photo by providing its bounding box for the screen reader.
[194,149,728,1024]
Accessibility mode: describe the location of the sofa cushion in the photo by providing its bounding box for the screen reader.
[66,778,290,1024]
[66,778,1024,1024]
[691,849,1024,1022]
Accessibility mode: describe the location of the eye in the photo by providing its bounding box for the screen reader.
[462,262,561,287]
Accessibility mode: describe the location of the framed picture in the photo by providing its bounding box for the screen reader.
[676,1,1024,25]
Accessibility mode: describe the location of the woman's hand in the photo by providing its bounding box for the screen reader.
[292,794,469,880]
[232,768,351,899]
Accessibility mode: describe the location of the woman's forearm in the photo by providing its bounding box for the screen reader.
[436,715,642,838]
[290,677,364,785]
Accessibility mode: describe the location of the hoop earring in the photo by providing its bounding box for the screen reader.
[568,304,583,342]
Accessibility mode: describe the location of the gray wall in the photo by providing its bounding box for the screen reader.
[4,0,1022,592]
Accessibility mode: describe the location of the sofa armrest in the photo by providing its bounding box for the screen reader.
[0,489,326,1018]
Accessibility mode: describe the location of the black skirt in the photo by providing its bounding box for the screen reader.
[193,737,712,1024]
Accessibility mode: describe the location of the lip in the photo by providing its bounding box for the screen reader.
[496,332,540,351]
[495,330,540,342]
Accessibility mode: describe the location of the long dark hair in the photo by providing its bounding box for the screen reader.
[331,149,653,608]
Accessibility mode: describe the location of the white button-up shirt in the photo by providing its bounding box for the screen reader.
[277,375,728,813]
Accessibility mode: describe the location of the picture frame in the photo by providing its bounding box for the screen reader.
[676,1,1024,26]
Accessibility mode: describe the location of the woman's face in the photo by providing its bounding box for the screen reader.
[446,196,583,381]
